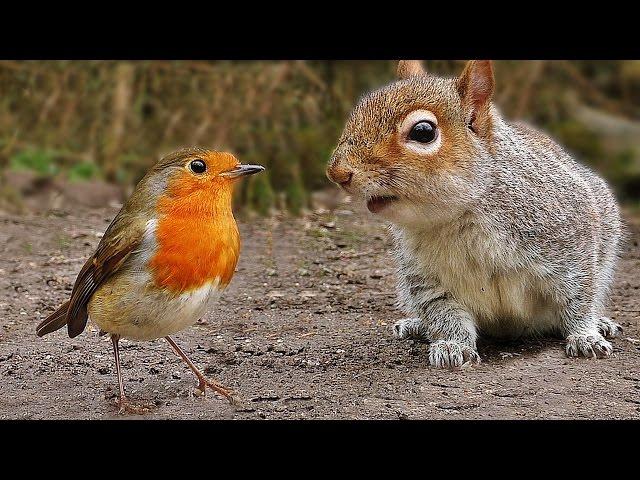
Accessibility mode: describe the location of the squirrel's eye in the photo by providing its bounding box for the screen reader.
[408,121,437,143]
[189,159,207,174]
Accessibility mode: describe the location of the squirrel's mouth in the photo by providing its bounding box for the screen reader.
[366,196,398,213]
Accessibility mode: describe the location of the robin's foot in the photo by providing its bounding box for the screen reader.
[195,377,239,405]
[164,336,240,405]
[116,397,155,415]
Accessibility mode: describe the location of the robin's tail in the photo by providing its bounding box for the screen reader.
[36,300,70,337]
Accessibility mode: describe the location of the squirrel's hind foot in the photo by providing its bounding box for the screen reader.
[598,317,622,338]
[565,333,613,359]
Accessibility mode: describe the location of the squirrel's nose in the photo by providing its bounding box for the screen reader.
[327,165,353,188]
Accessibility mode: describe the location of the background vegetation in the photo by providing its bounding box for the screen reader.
[1,60,639,213]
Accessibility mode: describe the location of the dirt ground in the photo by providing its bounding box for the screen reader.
[1,194,639,420]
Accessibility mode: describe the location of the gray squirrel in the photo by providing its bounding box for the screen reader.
[327,60,623,368]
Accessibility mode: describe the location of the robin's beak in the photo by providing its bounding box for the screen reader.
[219,164,265,179]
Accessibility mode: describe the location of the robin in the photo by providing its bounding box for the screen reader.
[36,147,264,413]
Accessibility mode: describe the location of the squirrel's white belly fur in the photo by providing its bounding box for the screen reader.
[396,222,559,338]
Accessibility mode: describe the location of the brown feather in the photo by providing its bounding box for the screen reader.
[65,226,142,338]
[36,300,71,336]
[48,193,148,338]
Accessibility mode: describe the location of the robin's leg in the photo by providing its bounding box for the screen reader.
[111,334,152,414]
[164,336,237,404]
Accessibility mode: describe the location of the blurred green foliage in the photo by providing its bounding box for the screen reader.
[10,149,59,176]
[1,60,639,212]
[68,161,99,182]
[9,147,99,182]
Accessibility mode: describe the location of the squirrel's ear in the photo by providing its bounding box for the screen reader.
[457,60,494,135]
[457,60,494,109]
[397,60,425,80]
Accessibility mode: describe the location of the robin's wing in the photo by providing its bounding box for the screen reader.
[65,212,148,338]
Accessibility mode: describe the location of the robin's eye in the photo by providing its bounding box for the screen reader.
[189,159,207,174]
[408,121,437,143]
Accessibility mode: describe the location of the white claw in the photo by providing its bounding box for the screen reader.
[566,334,613,359]
[428,340,480,369]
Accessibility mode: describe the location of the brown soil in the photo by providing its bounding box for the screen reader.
[1,198,639,420]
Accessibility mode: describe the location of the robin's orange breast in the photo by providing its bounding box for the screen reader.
[148,178,240,294]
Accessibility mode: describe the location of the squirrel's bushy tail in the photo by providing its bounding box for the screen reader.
[36,300,70,337]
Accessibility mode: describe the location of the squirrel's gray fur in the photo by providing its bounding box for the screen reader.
[327,60,623,368]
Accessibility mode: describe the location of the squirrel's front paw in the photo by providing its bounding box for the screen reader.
[565,333,613,359]
[393,318,429,340]
[428,340,480,369]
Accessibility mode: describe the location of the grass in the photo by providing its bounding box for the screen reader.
[9,148,100,182]
[10,149,58,176]
[68,162,100,182]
